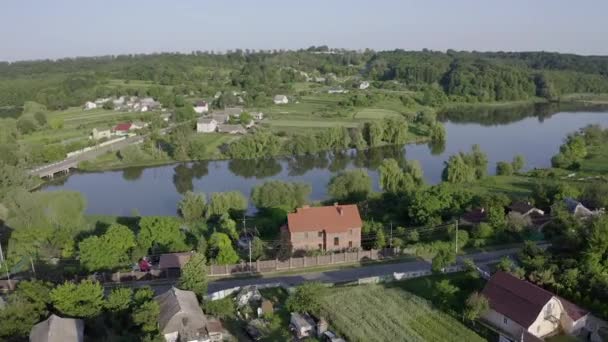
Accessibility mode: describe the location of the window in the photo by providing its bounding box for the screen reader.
[334,237,339,246]
[503,317,508,325]
[349,228,353,235]
[349,241,353,248]
[318,231,323,238]
[318,244,322,250]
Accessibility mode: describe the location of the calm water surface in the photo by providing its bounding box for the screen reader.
[42,104,608,216]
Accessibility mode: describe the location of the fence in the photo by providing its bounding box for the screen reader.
[79,248,398,285]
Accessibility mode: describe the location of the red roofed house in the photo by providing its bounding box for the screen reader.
[113,123,132,135]
[481,272,589,342]
[282,204,362,252]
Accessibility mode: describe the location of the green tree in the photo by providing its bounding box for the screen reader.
[102,100,114,110]
[132,300,160,334]
[51,280,105,318]
[207,191,248,217]
[431,248,456,273]
[105,287,133,313]
[251,180,311,211]
[327,169,372,202]
[79,223,137,271]
[0,297,43,338]
[34,112,47,126]
[137,216,188,254]
[208,232,239,265]
[250,236,267,260]
[442,155,475,183]
[203,297,236,319]
[374,228,387,250]
[179,252,208,297]
[496,161,513,176]
[178,191,207,222]
[363,121,384,147]
[464,292,489,321]
[462,258,480,279]
[511,154,525,173]
[434,279,459,307]
[286,282,326,315]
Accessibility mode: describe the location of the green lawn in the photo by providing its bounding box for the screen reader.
[264,119,360,128]
[319,284,485,342]
[354,108,403,119]
[466,175,536,197]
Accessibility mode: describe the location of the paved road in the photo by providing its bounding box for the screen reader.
[112,247,521,295]
[29,124,178,177]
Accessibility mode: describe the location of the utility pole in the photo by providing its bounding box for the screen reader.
[248,238,252,273]
[454,219,459,255]
[389,221,393,248]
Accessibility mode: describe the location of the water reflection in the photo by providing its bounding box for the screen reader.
[228,158,282,178]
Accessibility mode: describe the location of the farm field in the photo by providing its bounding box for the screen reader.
[319,284,485,342]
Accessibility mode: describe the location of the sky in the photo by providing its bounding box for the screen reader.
[2,0,607,61]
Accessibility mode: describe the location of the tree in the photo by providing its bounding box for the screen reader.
[203,297,236,319]
[442,155,475,183]
[462,258,480,279]
[506,212,531,233]
[363,121,384,147]
[137,216,188,254]
[434,279,459,307]
[207,191,248,217]
[250,236,267,260]
[79,223,137,271]
[374,228,387,250]
[34,112,47,126]
[431,248,456,273]
[286,282,325,315]
[512,154,525,173]
[51,280,105,318]
[496,161,513,176]
[17,117,37,134]
[105,287,133,313]
[218,213,239,240]
[208,232,239,265]
[239,112,253,126]
[178,191,207,222]
[132,300,160,334]
[487,206,506,230]
[251,181,311,211]
[0,297,43,338]
[179,252,208,297]
[464,292,489,321]
[327,169,372,202]
[102,100,114,110]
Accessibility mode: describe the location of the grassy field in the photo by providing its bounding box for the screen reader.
[354,108,403,119]
[467,175,536,197]
[319,284,485,342]
[579,145,608,175]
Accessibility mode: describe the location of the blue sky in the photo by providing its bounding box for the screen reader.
[2,0,607,61]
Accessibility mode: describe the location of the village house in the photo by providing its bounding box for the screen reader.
[359,81,370,90]
[561,198,604,218]
[194,101,209,114]
[197,118,218,133]
[139,97,160,112]
[113,123,132,136]
[155,287,223,342]
[83,101,97,110]
[481,272,591,342]
[131,121,148,130]
[251,112,264,120]
[508,201,551,229]
[159,252,193,276]
[273,95,289,104]
[223,107,244,117]
[91,128,112,140]
[30,314,84,342]
[282,203,362,252]
[217,124,246,134]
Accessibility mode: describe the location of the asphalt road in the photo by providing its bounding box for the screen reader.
[113,247,521,295]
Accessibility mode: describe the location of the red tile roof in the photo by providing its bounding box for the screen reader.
[114,123,132,131]
[482,272,553,328]
[287,204,362,233]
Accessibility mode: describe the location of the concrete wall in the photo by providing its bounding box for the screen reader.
[289,227,361,251]
[482,309,525,339]
[528,297,563,337]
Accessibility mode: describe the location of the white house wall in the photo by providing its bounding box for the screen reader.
[482,309,525,338]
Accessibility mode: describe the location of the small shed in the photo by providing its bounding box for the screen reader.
[290,313,315,339]
[30,314,84,342]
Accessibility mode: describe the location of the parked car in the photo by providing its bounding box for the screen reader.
[245,324,262,341]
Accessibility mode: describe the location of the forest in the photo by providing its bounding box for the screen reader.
[2,49,608,111]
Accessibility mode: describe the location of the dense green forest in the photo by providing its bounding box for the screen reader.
[2,49,608,111]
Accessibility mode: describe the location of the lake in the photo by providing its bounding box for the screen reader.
[41,103,608,216]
